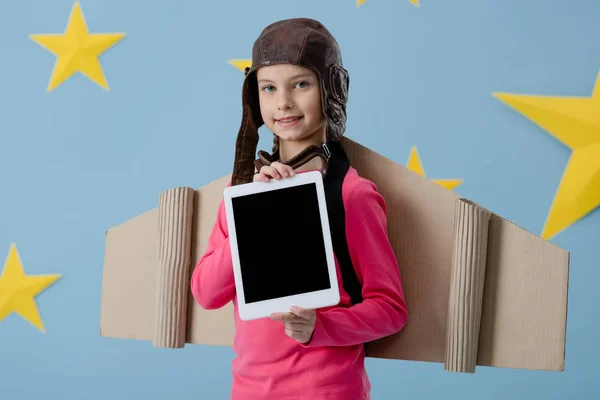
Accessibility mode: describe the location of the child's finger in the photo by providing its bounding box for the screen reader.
[283,321,307,331]
[261,165,281,179]
[285,328,303,340]
[270,312,304,323]
[269,312,287,320]
[272,163,287,178]
[271,162,294,178]
[253,173,269,182]
[280,164,295,177]
[290,306,316,320]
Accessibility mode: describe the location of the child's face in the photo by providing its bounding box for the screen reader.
[256,64,326,144]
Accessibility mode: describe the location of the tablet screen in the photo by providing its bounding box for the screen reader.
[231,182,332,304]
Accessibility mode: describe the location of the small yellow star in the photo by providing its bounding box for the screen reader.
[493,70,600,239]
[0,243,62,332]
[406,146,463,190]
[29,1,126,92]
[356,0,419,7]
[229,59,252,73]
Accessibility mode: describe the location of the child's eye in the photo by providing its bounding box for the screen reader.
[295,81,309,89]
[262,85,275,92]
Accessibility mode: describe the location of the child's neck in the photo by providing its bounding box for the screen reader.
[278,134,327,174]
[278,133,326,165]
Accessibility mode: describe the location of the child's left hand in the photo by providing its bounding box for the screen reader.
[270,306,316,344]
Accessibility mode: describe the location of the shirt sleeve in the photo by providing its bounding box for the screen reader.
[301,178,408,348]
[190,193,236,310]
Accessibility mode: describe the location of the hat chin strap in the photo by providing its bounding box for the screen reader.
[254,142,332,177]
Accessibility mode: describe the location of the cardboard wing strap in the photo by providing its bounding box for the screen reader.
[100,137,569,373]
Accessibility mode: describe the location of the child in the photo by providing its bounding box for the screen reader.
[190,18,408,400]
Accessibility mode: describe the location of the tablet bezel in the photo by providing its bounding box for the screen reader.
[223,170,340,321]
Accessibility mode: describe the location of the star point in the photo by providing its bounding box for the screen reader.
[493,70,600,239]
[29,1,126,92]
[406,146,463,191]
[229,59,252,73]
[0,243,62,332]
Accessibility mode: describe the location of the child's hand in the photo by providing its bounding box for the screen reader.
[253,161,295,183]
[270,306,316,344]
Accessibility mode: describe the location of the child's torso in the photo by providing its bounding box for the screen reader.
[230,152,371,400]
[229,256,370,400]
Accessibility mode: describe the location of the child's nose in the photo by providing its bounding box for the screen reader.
[277,94,293,110]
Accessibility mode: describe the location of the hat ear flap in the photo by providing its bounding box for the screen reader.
[328,65,349,105]
[325,65,349,139]
[231,70,263,186]
[245,71,264,127]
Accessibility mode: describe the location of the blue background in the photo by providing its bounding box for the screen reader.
[1,0,598,398]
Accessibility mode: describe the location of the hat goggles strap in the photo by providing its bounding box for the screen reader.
[254,142,332,177]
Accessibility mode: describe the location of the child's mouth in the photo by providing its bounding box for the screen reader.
[276,116,303,127]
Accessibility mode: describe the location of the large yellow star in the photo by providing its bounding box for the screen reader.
[493,70,600,240]
[357,0,420,7]
[229,59,252,73]
[406,146,463,190]
[29,1,126,92]
[0,243,62,332]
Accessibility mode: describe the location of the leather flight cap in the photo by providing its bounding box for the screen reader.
[230,18,350,186]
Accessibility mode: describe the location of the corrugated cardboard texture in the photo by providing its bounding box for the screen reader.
[444,199,491,373]
[100,137,569,372]
[153,187,194,348]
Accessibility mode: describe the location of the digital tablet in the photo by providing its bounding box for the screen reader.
[223,170,340,321]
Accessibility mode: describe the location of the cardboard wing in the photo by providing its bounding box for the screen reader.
[100,137,569,373]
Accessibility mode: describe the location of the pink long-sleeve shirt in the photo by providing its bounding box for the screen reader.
[190,166,408,400]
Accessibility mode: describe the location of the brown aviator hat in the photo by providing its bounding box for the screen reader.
[230,18,350,186]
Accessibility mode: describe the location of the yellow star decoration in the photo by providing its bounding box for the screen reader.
[229,59,252,73]
[356,0,420,7]
[0,243,62,332]
[29,1,126,92]
[406,146,463,190]
[493,70,600,240]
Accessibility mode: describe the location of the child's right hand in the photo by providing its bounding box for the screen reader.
[253,161,295,183]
